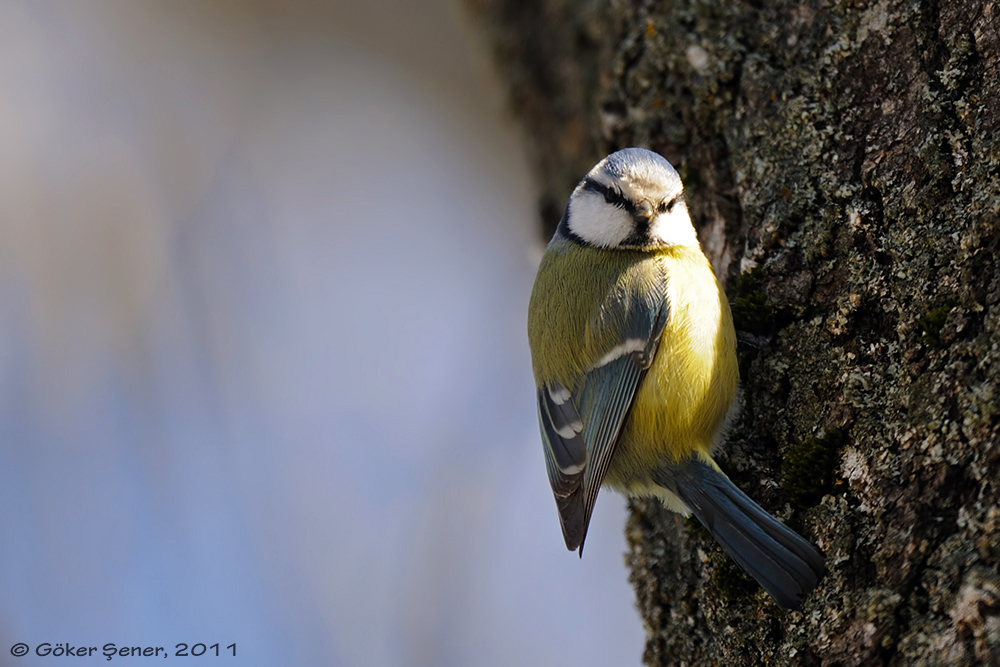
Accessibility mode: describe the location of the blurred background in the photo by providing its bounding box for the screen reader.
[0,1,644,665]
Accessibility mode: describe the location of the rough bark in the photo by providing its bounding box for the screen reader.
[471,0,1000,664]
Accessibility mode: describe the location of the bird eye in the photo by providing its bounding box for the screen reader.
[604,189,617,205]
[659,196,678,213]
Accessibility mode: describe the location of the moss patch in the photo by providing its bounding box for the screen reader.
[732,269,775,336]
[684,514,711,540]
[782,429,845,508]
[917,300,959,349]
[710,550,757,604]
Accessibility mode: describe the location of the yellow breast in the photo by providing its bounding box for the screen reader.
[606,248,738,484]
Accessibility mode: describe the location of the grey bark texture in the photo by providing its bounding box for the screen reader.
[471,0,1000,664]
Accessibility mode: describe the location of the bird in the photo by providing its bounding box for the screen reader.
[527,147,824,610]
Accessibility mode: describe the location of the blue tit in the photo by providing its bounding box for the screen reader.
[527,147,824,610]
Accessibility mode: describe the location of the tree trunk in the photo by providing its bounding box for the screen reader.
[472,0,1000,663]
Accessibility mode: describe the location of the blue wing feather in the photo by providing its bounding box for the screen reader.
[574,355,644,553]
[538,276,669,552]
[538,384,589,549]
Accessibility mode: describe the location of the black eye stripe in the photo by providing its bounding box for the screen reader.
[582,178,628,209]
[584,178,685,218]
[658,194,683,213]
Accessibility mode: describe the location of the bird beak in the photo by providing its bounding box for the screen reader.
[634,200,654,223]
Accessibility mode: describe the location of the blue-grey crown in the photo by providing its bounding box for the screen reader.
[598,148,681,190]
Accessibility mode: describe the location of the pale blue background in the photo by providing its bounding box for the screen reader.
[0,1,644,665]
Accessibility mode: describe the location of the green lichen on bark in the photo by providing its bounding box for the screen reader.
[783,429,845,509]
[917,300,961,349]
[732,267,776,336]
[473,0,1000,663]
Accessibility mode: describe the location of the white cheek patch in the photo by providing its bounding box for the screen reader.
[567,192,633,248]
[594,338,646,368]
[647,203,700,248]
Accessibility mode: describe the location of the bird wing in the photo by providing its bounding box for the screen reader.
[538,272,669,553]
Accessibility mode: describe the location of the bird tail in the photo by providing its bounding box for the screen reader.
[655,459,825,610]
